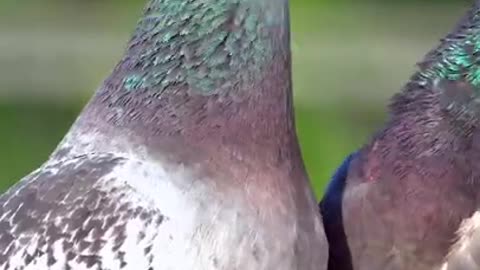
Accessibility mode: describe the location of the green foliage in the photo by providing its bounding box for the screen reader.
[295,105,384,196]
[0,103,80,191]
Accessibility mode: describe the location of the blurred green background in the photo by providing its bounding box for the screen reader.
[0,0,470,198]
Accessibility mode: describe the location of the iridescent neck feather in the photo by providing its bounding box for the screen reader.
[121,0,288,95]
[59,0,295,162]
[392,1,480,128]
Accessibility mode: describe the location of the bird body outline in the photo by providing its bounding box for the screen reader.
[0,0,328,269]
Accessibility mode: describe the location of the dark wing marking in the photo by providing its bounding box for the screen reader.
[319,152,358,270]
[0,154,164,269]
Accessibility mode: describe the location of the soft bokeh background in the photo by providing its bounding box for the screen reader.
[0,0,470,198]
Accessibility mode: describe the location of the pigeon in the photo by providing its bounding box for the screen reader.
[321,1,480,270]
[0,0,328,269]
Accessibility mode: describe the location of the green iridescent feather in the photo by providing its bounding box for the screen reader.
[121,0,287,95]
[419,33,480,87]
[416,8,480,90]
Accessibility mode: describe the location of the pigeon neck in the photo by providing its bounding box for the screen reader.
[59,0,297,163]
[119,0,289,94]
[391,1,480,130]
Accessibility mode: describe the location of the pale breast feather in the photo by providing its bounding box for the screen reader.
[441,211,480,270]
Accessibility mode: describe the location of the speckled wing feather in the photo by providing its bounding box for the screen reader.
[0,154,165,270]
[0,151,326,270]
